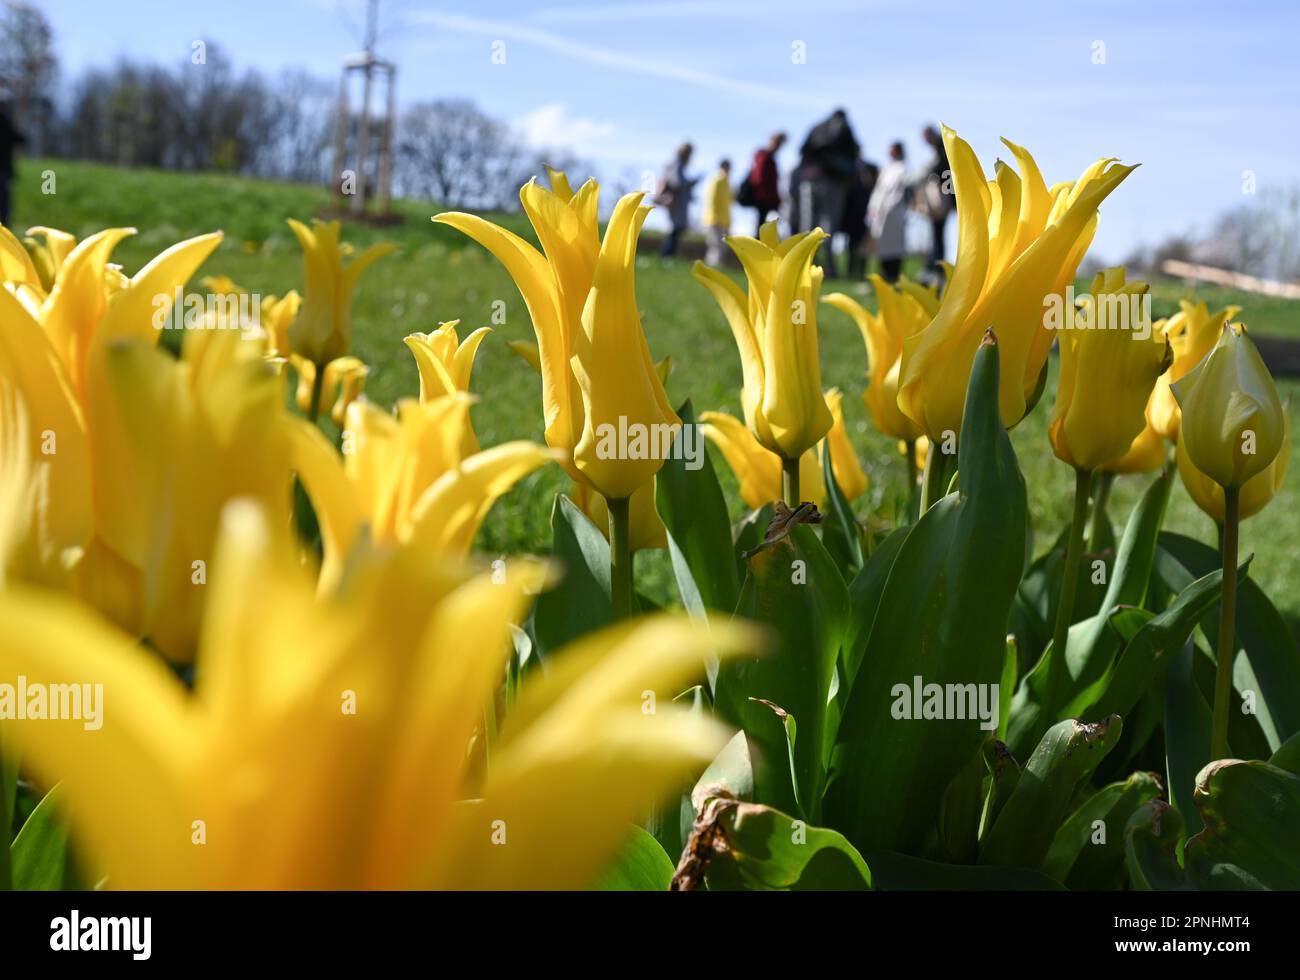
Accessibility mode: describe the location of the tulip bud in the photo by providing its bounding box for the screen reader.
[693,222,832,461]
[1171,325,1285,489]
[287,219,396,366]
[1050,270,1171,472]
[1177,404,1290,522]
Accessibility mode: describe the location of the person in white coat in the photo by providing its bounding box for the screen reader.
[867,142,910,282]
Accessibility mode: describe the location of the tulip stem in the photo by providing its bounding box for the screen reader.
[1044,468,1092,725]
[905,440,919,513]
[608,495,635,620]
[305,364,326,426]
[1211,486,1240,761]
[782,455,801,507]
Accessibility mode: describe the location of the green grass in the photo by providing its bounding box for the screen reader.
[13,157,1300,625]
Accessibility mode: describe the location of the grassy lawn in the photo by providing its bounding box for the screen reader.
[13,157,1300,627]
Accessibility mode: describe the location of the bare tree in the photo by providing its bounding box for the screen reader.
[0,0,57,150]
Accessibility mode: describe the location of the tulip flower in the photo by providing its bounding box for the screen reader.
[1171,323,1286,760]
[700,391,864,512]
[259,291,302,359]
[1177,404,1290,523]
[692,222,834,503]
[404,320,492,455]
[1148,300,1240,440]
[434,171,680,617]
[1041,268,1171,728]
[897,126,1136,444]
[291,394,559,592]
[823,388,869,500]
[293,355,370,428]
[0,499,758,888]
[0,226,301,660]
[1049,269,1172,472]
[823,277,931,493]
[286,217,396,375]
[701,410,825,510]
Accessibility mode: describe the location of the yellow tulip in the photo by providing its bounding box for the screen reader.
[1177,402,1290,521]
[1049,268,1172,472]
[898,126,1137,442]
[1147,300,1240,440]
[692,222,833,460]
[701,410,823,509]
[822,276,928,443]
[405,320,492,456]
[1171,324,1285,489]
[286,218,396,367]
[259,291,301,359]
[293,355,370,427]
[434,171,679,503]
[823,387,869,500]
[1102,419,1168,474]
[0,499,757,888]
[292,394,558,590]
[570,479,667,552]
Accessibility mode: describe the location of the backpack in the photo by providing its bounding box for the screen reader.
[736,173,757,207]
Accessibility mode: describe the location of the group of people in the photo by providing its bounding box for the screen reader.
[655,109,954,284]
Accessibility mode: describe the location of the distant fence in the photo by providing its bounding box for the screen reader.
[1161,259,1300,300]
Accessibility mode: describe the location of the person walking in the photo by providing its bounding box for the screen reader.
[918,124,954,280]
[655,142,697,260]
[702,158,733,267]
[0,101,26,228]
[794,108,860,277]
[738,131,785,235]
[868,142,910,282]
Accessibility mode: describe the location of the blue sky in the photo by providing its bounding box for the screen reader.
[41,0,1300,262]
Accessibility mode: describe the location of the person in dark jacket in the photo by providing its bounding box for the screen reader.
[919,124,954,280]
[840,152,878,280]
[743,131,785,235]
[0,101,26,228]
[655,142,697,259]
[792,108,860,277]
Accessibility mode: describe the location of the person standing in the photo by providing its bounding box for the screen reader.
[842,151,878,280]
[795,108,860,277]
[0,101,26,228]
[702,158,733,267]
[738,131,785,235]
[918,124,954,278]
[868,141,910,282]
[655,142,697,260]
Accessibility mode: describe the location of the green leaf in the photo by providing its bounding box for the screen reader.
[717,523,846,820]
[595,825,676,891]
[701,799,872,890]
[864,850,1064,890]
[841,525,907,691]
[1042,771,1162,888]
[819,436,864,575]
[1164,643,1213,838]
[825,334,1028,856]
[1158,532,1300,750]
[656,400,741,620]
[731,503,775,581]
[10,784,68,891]
[979,715,1123,869]
[1184,760,1300,890]
[532,494,613,657]
[1270,729,1300,774]
[1085,559,1250,723]
[1124,800,1189,890]
[978,739,1021,841]
[1007,470,1171,758]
